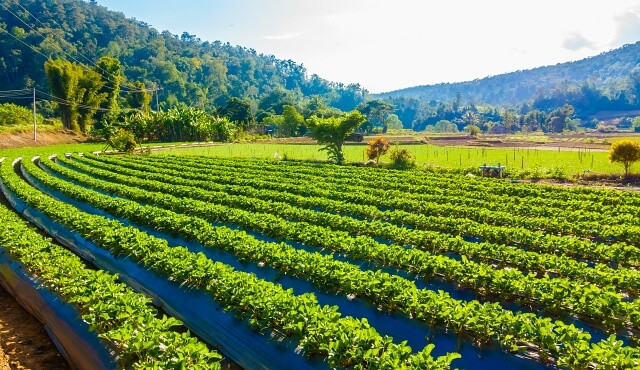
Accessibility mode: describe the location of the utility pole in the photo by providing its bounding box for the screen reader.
[32,88,36,141]
[155,85,160,112]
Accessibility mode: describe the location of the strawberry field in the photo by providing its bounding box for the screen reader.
[1,152,639,369]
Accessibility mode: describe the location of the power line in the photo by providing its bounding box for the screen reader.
[35,89,113,112]
[0,88,31,93]
[0,96,33,101]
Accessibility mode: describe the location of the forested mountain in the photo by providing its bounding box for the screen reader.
[376,42,640,109]
[0,0,367,115]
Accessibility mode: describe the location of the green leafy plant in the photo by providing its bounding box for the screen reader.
[108,129,137,153]
[390,148,415,169]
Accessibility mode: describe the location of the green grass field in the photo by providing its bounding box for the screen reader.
[0,141,628,176]
[0,143,105,159]
[154,143,622,175]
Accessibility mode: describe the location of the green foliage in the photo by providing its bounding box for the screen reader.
[1,0,368,121]
[108,128,137,153]
[389,147,416,169]
[94,56,122,122]
[261,114,284,127]
[218,97,254,130]
[44,58,107,133]
[97,107,236,143]
[465,124,481,137]
[44,59,82,131]
[357,99,395,133]
[307,111,366,163]
[258,86,297,115]
[0,164,221,368]
[379,42,640,111]
[426,119,459,133]
[6,158,459,369]
[0,103,60,130]
[546,104,575,133]
[125,81,152,112]
[384,113,403,131]
[30,154,640,367]
[609,139,640,175]
[280,105,305,137]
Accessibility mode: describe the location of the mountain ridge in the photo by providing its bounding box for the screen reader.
[375,41,640,107]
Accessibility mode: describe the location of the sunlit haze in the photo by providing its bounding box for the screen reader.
[97,0,640,93]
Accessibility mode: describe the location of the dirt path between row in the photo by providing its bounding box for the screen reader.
[0,285,69,369]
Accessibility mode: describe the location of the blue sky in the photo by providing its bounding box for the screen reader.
[97,0,640,93]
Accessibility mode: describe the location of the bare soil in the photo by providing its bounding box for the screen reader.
[0,286,69,369]
[0,131,86,149]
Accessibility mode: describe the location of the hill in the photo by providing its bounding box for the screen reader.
[376,42,640,108]
[0,0,367,115]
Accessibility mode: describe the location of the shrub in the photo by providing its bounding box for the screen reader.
[365,137,390,163]
[109,129,137,153]
[465,124,481,137]
[389,148,415,169]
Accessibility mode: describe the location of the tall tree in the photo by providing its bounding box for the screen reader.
[45,58,106,132]
[307,111,366,164]
[609,139,640,176]
[357,99,394,133]
[126,81,153,111]
[94,56,122,122]
[76,67,107,133]
[44,59,81,130]
[219,97,254,130]
[280,105,305,137]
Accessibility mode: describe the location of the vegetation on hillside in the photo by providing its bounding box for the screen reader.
[0,0,367,122]
[378,42,640,108]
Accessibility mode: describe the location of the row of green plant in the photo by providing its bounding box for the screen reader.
[150,154,640,228]
[22,156,640,368]
[2,157,460,369]
[0,164,221,368]
[96,155,640,267]
[47,156,640,333]
[173,153,640,223]
[181,153,640,209]
[66,155,640,298]
[129,154,640,245]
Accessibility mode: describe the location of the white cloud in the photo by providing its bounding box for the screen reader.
[612,8,640,45]
[98,0,640,92]
[563,33,597,51]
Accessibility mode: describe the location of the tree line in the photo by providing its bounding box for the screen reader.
[0,0,367,121]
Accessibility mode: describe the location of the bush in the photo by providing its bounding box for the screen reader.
[465,124,481,137]
[0,103,60,129]
[109,129,137,153]
[389,148,415,169]
[365,137,390,163]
